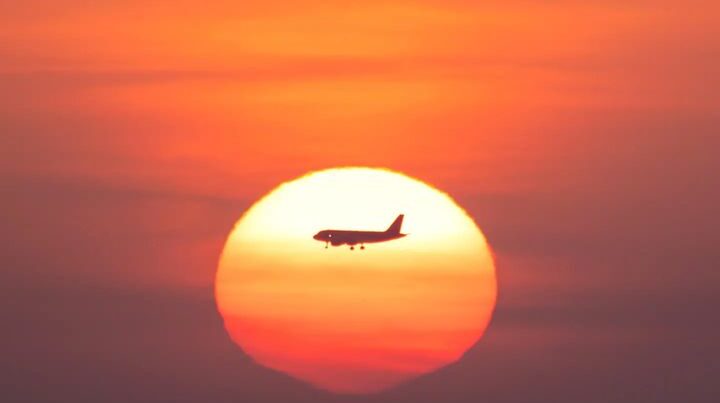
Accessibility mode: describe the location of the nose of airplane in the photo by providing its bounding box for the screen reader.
[313,233,320,240]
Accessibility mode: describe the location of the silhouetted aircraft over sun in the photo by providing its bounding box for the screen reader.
[313,214,406,250]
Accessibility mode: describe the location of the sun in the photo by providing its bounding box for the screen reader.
[215,167,497,393]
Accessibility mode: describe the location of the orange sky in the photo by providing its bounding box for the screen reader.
[2,1,719,401]
[3,0,718,204]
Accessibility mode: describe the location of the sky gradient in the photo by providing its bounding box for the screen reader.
[2,1,719,402]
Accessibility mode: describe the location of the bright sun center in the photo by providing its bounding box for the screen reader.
[215,167,497,393]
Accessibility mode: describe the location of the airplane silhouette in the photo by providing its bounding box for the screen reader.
[313,214,406,250]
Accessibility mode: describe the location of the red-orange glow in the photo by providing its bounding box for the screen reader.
[215,168,497,393]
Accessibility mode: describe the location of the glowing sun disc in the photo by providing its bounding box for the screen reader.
[215,167,497,393]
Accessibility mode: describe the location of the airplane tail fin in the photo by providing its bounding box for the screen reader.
[385,214,404,234]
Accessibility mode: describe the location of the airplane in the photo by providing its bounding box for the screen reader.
[313,214,406,250]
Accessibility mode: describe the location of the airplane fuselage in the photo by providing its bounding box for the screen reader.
[315,230,406,246]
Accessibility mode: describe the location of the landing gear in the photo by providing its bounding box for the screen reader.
[360,245,365,250]
[325,242,328,249]
[350,246,355,251]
